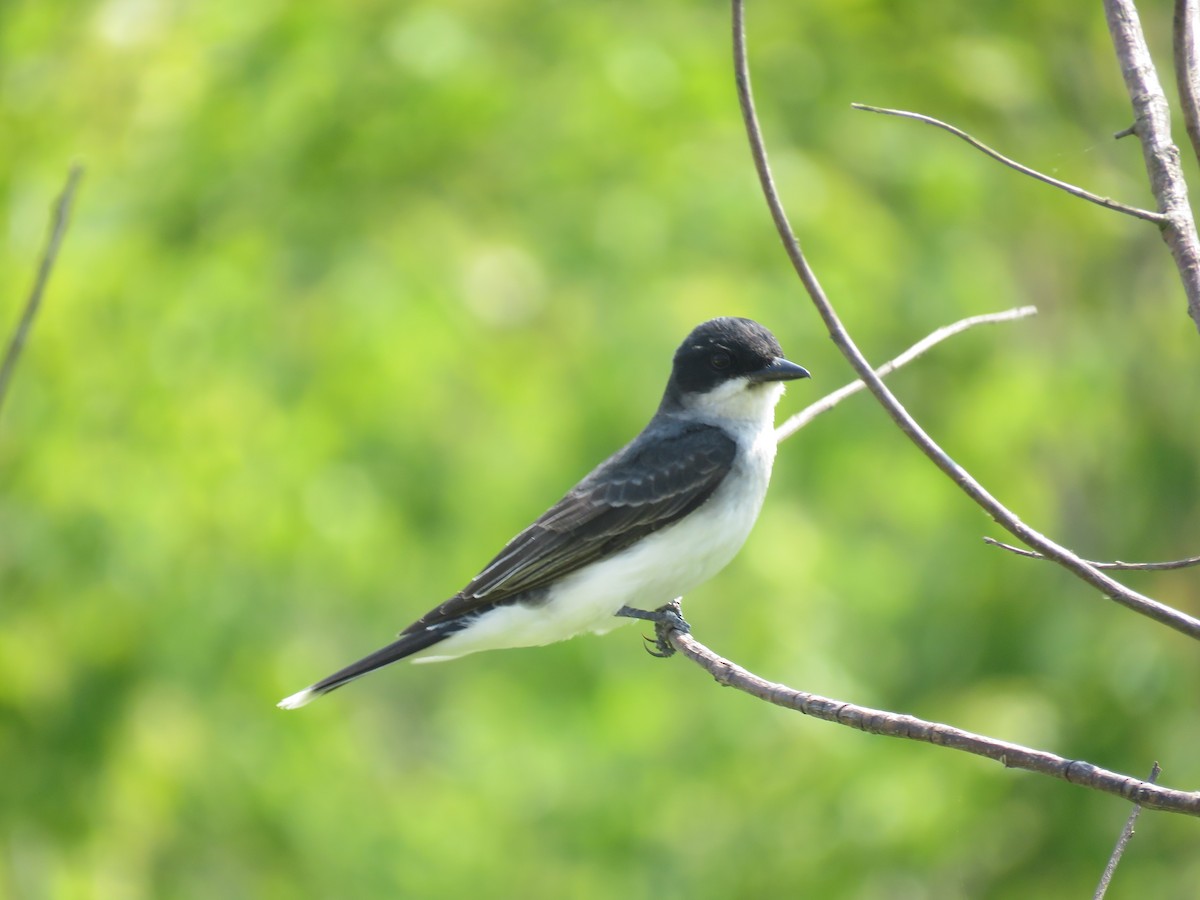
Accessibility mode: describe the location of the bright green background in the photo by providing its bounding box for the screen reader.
[3,1,1199,897]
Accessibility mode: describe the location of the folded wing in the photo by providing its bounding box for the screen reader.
[402,420,737,633]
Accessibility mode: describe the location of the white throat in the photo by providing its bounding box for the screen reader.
[683,379,787,432]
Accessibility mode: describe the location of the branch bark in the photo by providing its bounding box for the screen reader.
[1104,0,1200,332]
[1173,0,1200,169]
[662,624,1200,817]
[731,0,1200,642]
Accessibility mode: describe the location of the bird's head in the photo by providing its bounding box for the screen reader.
[659,317,810,423]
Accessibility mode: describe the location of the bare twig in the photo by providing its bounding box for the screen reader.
[1094,762,1162,899]
[662,623,1200,816]
[985,537,1200,571]
[731,0,1200,641]
[1104,0,1200,332]
[851,104,1167,224]
[776,306,1037,442]
[0,164,84,424]
[1174,0,1200,170]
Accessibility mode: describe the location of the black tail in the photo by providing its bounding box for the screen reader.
[277,626,452,709]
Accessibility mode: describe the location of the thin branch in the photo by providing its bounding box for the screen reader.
[1104,0,1200,332]
[1094,762,1161,899]
[776,306,1037,442]
[663,624,1200,816]
[1174,0,1200,171]
[731,0,1200,641]
[851,104,1167,224]
[985,537,1200,571]
[0,164,84,424]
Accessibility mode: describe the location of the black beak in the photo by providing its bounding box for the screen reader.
[747,357,811,383]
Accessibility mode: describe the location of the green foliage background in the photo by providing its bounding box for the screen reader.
[2,0,1199,896]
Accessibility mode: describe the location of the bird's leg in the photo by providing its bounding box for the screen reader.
[615,598,690,658]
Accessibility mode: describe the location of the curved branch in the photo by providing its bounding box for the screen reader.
[776,306,1037,442]
[731,0,1200,642]
[1104,0,1200,332]
[663,624,1200,817]
[851,104,1166,224]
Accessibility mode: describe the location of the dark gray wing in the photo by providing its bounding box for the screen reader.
[402,419,736,633]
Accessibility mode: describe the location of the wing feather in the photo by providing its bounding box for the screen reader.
[403,420,736,633]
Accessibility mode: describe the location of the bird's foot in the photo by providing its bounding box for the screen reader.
[616,599,690,658]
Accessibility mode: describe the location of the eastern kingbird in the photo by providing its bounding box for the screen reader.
[278,317,809,709]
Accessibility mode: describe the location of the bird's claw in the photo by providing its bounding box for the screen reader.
[642,632,673,658]
[619,599,690,659]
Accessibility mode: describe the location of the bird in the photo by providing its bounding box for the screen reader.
[278,317,809,709]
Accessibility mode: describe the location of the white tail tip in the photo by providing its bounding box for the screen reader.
[277,687,317,710]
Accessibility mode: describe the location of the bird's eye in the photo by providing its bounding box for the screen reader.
[710,350,733,371]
